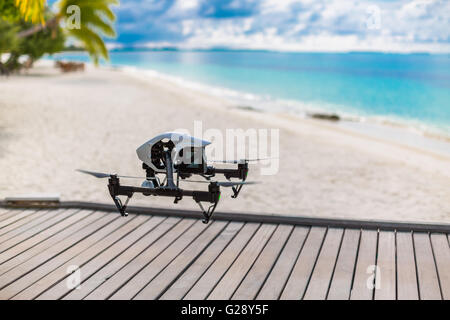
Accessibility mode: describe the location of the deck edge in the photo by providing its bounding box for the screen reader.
[0,200,449,233]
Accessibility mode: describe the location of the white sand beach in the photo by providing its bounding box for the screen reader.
[1,62,449,223]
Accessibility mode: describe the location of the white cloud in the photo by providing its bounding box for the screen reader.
[167,0,199,16]
[398,0,434,19]
[260,0,301,13]
[181,27,450,53]
[174,0,199,11]
[120,0,450,53]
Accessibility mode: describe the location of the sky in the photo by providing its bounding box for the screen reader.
[76,0,450,53]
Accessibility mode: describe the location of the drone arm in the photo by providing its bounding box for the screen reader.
[205,163,248,198]
[206,163,248,180]
[107,175,221,223]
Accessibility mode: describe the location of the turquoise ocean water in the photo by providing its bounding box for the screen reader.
[52,50,450,136]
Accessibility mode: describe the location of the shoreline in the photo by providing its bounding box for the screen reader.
[117,63,450,144]
[1,61,449,223]
[118,62,450,161]
[48,55,450,144]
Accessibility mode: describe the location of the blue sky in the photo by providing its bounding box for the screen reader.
[77,0,450,52]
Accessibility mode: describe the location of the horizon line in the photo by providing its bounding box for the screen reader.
[99,45,449,56]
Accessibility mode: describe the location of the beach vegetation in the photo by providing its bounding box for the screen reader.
[0,0,118,74]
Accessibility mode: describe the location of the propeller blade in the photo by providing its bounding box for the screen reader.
[217,181,260,187]
[182,180,259,187]
[209,157,278,164]
[246,157,278,162]
[76,169,145,179]
[118,175,147,179]
[76,169,111,178]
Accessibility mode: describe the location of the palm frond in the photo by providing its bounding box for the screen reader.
[14,0,46,25]
[69,28,108,64]
[58,0,118,64]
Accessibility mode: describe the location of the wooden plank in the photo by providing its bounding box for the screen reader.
[4,215,142,299]
[0,209,39,229]
[207,223,276,300]
[232,224,293,300]
[327,229,360,300]
[280,227,327,300]
[413,232,442,300]
[396,232,419,300]
[134,221,228,300]
[2,205,445,301]
[0,210,51,238]
[183,223,260,300]
[160,222,243,300]
[430,233,450,300]
[109,219,209,300]
[0,209,14,220]
[303,228,344,300]
[374,231,396,300]
[84,218,196,300]
[256,226,309,300]
[0,213,118,295]
[14,215,159,300]
[62,217,179,300]
[0,210,101,275]
[0,209,81,265]
[350,230,378,300]
[0,209,75,254]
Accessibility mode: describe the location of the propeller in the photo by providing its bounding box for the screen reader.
[182,180,259,187]
[76,169,145,179]
[208,157,277,164]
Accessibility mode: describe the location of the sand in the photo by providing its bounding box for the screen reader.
[1,61,449,223]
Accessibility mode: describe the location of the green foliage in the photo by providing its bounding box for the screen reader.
[0,0,21,22]
[18,20,65,61]
[0,0,118,70]
[0,20,20,53]
[0,8,65,73]
[59,0,118,64]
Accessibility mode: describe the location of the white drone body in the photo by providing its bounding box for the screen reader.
[136,132,211,173]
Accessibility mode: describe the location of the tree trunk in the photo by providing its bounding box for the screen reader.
[0,62,9,76]
[3,52,21,74]
[17,16,59,38]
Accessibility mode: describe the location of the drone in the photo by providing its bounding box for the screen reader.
[77,132,265,223]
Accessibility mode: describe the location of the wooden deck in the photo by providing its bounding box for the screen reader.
[0,204,448,300]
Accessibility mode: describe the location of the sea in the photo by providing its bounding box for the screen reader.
[51,50,450,139]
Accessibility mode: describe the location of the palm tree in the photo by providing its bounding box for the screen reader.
[14,0,118,64]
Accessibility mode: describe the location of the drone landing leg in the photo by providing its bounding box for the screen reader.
[231,185,244,198]
[197,201,218,224]
[108,175,221,224]
[111,194,132,217]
